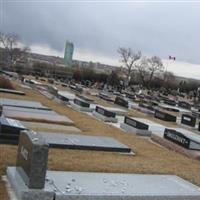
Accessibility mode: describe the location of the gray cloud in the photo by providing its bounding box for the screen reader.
[2,1,200,64]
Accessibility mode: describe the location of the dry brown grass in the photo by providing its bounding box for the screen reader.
[1,81,200,200]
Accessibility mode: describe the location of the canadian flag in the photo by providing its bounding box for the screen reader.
[169,55,176,60]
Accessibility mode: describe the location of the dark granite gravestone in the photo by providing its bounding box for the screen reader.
[124,116,149,130]
[178,101,192,110]
[163,99,176,106]
[0,105,2,116]
[164,128,200,150]
[154,110,177,122]
[125,92,135,100]
[138,102,155,111]
[16,131,49,189]
[0,118,26,144]
[0,88,25,95]
[76,94,94,103]
[181,114,196,127]
[114,96,128,108]
[74,98,90,108]
[95,106,116,118]
[99,92,113,102]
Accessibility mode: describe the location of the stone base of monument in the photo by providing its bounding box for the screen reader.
[93,111,118,123]
[120,123,152,136]
[7,167,200,200]
[7,167,54,200]
[70,101,94,112]
[151,134,200,160]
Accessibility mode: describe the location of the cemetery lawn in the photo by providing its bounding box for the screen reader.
[1,81,200,199]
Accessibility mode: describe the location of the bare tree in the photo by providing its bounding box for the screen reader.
[0,32,30,69]
[135,56,164,88]
[118,47,141,81]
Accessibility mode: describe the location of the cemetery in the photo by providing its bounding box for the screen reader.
[6,131,200,200]
[1,76,200,200]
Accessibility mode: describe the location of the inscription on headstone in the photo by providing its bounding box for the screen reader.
[74,98,90,108]
[178,101,191,110]
[181,114,196,127]
[95,106,116,118]
[16,130,49,189]
[154,110,176,122]
[124,116,149,130]
[164,128,190,149]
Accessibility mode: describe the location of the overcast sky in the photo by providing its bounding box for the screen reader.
[1,1,200,78]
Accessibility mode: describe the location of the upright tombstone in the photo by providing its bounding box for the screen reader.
[178,101,191,110]
[181,114,196,127]
[120,116,151,136]
[164,128,200,150]
[16,130,49,189]
[154,110,177,122]
[93,106,117,123]
[70,98,93,112]
[114,96,129,108]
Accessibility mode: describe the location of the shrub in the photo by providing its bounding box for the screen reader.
[0,76,14,89]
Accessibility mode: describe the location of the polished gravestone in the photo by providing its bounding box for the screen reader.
[163,99,176,106]
[70,98,94,112]
[181,114,196,127]
[99,92,113,102]
[57,91,75,102]
[0,98,51,110]
[39,132,131,153]
[93,106,118,123]
[178,101,192,110]
[114,96,129,108]
[7,131,200,200]
[0,117,27,144]
[120,117,152,136]
[154,109,177,122]
[0,88,25,95]
[2,106,74,125]
[164,128,200,150]
[76,94,94,103]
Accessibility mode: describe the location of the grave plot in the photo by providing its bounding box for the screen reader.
[39,132,131,153]
[75,94,95,103]
[151,127,200,159]
[180,114,196,127]
[114,96,129,108]
[21,121,81,133]
[0,88,25,95]
[2,106,74,125]
[0,98,51,110]
[6,130,200,200]
[178,100,192,110]
[120,116,152,136]
[154,109,177,122]
[57,91,75,102]
[99,92,114,102]
[93,106,118,123]
[70,98,94,112]
[0,117,27,144]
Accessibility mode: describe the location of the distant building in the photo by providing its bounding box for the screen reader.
[64,41,74,66]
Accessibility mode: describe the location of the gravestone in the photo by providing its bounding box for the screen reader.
[178,101,191,110]
[181,114,196,127]
[95,106,116,118]
[93,106,117,123]
[74,98,90,108]
[76,94,94,103]
[0,117,26,144]
[124,116,149,130]
[163,99,176,106]
[114,96,129,108]
[154,110,177,122]
[16,130,49,189]
[120,117,151,136]
[0,88,25,95]
[99,92,113,102]
[164,128,200,150]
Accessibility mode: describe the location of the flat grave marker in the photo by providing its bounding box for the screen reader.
[114,96,129,108]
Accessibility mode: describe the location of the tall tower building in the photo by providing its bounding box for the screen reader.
[64,41,74,66]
